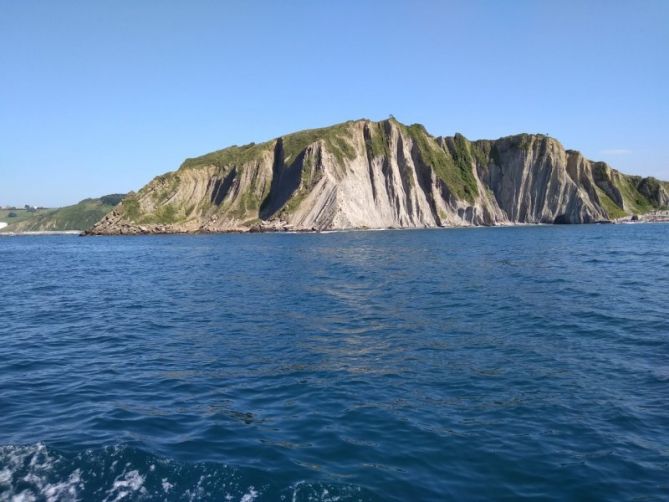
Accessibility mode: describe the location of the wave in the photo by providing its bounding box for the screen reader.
[0,443,376,501]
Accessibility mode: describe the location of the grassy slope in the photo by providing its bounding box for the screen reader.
[0,194,124,232]
[179,122,358,171]
[0,208,51,225]
[180,141,275,170]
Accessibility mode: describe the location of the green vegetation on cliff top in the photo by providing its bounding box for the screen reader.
[180,141,274,171]
[282,121,357,166]
[179,121,358,171]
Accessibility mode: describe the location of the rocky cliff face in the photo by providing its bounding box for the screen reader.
[87,119,669,234]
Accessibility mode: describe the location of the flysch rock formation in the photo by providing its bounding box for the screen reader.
[86,118,669,234]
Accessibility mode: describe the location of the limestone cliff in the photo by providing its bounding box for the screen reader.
[87,119,669,234]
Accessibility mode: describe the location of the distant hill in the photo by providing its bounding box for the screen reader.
[0,194,124,233]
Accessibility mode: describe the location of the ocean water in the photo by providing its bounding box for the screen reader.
[1,224,668,501]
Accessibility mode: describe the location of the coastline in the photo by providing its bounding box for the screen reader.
[2,215,667,237]
[82,217,669,237]
[0,230,82,236]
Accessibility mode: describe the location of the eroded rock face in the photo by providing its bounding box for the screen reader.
[86,119,669,234]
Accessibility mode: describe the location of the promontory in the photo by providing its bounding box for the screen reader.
[86,118,669,234]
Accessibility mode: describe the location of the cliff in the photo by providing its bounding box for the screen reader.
[86,119,669,234]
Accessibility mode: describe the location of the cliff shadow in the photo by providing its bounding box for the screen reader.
[259,138,302,219]
[210,168,237,206]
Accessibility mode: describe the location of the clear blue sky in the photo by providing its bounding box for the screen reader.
[1,0,667,207]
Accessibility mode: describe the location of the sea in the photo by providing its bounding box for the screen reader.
[1,224,668,501]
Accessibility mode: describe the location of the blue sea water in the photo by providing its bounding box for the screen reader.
[1,224,668,501]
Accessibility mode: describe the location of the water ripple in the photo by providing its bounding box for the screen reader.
[1,225,669,500]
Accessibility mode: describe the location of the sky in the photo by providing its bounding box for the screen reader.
[1,0,668,207]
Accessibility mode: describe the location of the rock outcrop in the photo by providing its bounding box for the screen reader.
[86,119,669,234]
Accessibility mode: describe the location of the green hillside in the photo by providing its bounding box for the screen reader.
[0,194,124,233]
